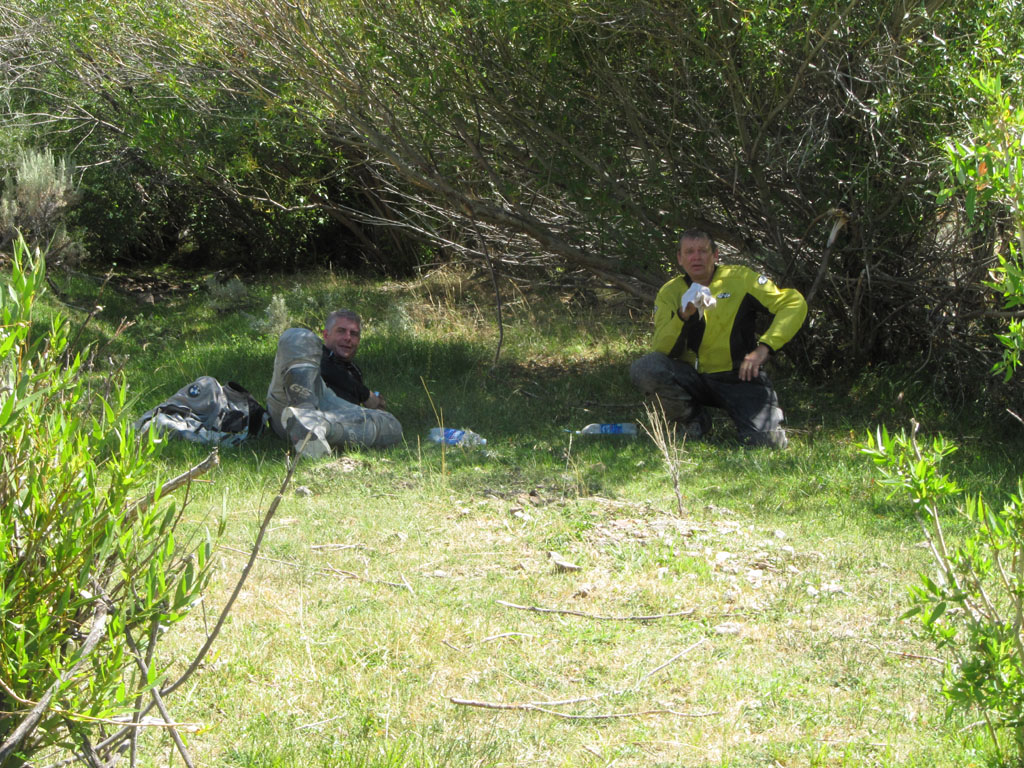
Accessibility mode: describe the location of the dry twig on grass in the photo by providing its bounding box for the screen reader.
[448,700,718,720]
[479,632,537,643]
[450,640,715,720]
[219,544,413,592]
[328,566,413,592]
[862,641,944,665]
[496,599,694,622]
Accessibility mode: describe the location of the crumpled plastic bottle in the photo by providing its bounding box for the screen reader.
[427,427,487,446]
[575,422,638,436]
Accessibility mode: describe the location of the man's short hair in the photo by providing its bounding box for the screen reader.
[677,229,718,253]
[325,309,361,333]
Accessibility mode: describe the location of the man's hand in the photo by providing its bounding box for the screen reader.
[739,344,770,381]
[679,282,716,322]
[363,391,388,410]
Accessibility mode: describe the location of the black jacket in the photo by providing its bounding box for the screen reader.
[321,346,370,405]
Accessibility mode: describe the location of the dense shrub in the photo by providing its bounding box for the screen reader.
[864,73,1024,764]
[0,148,84,265]
[0,237,213,764]
[3,0,1024,404]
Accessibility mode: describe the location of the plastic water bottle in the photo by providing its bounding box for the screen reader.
[427,427,487,446]
[575,422,638,436]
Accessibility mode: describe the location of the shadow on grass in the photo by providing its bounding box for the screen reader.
[63,268,1024,536]
[133,325,1024,501]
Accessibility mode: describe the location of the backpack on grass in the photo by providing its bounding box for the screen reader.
[134,376,268,446]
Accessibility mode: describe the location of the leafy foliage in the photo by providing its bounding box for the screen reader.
[3,0,1024,404]
[863,425,1024,760]
[197,0,1024,385]
[0,148,84,266]
[0,237,213,764]
[863,72,1024,764]
[939,73,1024,385]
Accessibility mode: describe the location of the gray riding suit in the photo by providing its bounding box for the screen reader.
[266,328,402,454]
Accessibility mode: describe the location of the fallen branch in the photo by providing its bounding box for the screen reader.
[496,599,694,622]
[451,639,709,720]
[294,715,347,732]
[818,737,893,749]
[127,450,220,519]
[480,632,537,643]
[862,641,944,665]
[218,546,414,592]
[578,495,660,511]
[448,699,718,720]
[0,601,110,763]
[441,639,464,654]
[328,566,412,591]
[638,640,707,684]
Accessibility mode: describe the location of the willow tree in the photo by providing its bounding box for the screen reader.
[5,0,1023,399]
[197,0,1021,384]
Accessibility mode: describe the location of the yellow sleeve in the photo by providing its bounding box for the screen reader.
[752,273,808,351]
[650,277,696,363]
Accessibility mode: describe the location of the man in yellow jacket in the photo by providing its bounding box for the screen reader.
[630,229,807,448]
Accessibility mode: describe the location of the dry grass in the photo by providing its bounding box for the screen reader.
[143,449,970,768]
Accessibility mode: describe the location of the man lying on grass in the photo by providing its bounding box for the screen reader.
[265,313,402,456]
[631,228,807,449]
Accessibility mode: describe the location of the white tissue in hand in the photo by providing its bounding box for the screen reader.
[680,282,716,318]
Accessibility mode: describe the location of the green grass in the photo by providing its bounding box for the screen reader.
[43,263,1024,767]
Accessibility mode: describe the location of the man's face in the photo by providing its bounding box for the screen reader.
[677,236,718,285]
[323,317,361,361]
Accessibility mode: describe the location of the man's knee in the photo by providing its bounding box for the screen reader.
[630,352,673,391]
[276,327,321,364]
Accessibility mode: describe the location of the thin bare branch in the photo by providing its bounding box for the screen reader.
[496,599,694,622]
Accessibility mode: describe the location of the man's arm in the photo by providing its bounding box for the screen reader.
[735,271,806,380]
[752,275,808,353]
[739,342,771,381]
[651,277,697,363]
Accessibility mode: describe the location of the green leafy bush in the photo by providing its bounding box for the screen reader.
[937,73,1024,386]
[864,73,1024,764]
[863,425,1024,758]
[0,148,85,265]
[0,236,212,764]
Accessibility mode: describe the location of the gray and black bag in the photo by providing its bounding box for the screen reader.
[134,376,268,446]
